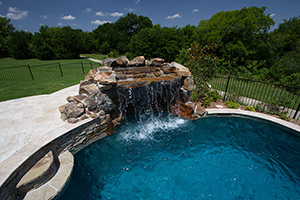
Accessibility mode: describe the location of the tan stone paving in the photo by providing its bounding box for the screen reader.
[0,84,90,186]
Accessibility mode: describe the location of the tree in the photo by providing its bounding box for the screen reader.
[194,7,275,73]
[93,13,153,55]
[129,25,185,61]
[31,26,82,60]
[6,30,33,59]
[0,17,15,58]
[268,16,300,88]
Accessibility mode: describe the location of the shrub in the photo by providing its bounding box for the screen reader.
[225,101,240,109]
[246,106,256,112]
[202,90,221,107]
[279,113,290,121]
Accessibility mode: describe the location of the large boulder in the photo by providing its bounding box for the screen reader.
[116,56,129,66]
[102,58,115,67]
[79,84,98,95]
[171,62,192,77]
[60,102,85,120]
[183,77,195,91]
[86,91,116,113]
[94,71,117,85]
[149,58,165,67]
[128,56,145,66]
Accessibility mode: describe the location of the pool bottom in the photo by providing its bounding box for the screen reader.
[59,114,300,200]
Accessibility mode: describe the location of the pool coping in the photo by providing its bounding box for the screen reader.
[206,108,300,134]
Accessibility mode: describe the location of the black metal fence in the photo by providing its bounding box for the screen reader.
[210,75,300,120]
[0,61,99,84]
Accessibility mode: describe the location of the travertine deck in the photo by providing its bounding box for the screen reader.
[0,84,92,187]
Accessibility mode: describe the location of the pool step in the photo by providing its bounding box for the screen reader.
[23,151,74,200]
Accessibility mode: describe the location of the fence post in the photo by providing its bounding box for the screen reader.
[58,62,63,77]
[27,65,34,80]
[81,62,85,74]
[223,75,231,101]
[293,102,300,119]
[90,62,93,69]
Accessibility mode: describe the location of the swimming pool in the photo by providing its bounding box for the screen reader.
[59,114,300,199]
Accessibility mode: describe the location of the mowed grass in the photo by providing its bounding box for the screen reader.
[0,58,101,102]
[210,76,300,110]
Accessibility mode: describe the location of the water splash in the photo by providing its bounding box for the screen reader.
[117,113,187,142]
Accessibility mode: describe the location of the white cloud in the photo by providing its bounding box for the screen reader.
[166,13,181,19]
[6,7,28,20]
[95,11,123,17]
[60,15,75,20]
[57,23,63,26]
[91,20,111,25]
[84,8,92,13]
[95,11,105,16]
[110,12,123,17]
[8,7,17,12]
[270,13,276,18]
[40,15,49,19]
[193,9,199,13]
[125,6,135,12]
[0,2,3,5]
[135,0,141,3]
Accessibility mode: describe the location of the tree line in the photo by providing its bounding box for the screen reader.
[0,7,299,88]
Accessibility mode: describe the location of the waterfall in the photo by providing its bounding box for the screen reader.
[116,78,182,121]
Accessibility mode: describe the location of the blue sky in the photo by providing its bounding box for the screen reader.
[0,0,299,33]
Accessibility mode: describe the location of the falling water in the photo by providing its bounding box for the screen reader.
[115,78,186,141]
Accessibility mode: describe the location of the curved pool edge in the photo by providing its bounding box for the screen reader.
[206,108,300,135]
[1,108,300,199]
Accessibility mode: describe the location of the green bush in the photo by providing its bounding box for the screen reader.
[225,101,240,109]
[202,90,221,107]
[279,113,290,121]
[246,106,256,111]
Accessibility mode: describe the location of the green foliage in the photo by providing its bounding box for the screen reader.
[6,30,33,59]
[175,48,189,66]
[108,50,120,58]
[0,17,15,58]
[93,13,153,55]
[246,106,256,112]
[186,42,219,95]
[279,113,290,121]
[194,6,274,74]
[202,90,221,107]
[225,101,240,109]
[31,26,82,60]
[129,24,192,61]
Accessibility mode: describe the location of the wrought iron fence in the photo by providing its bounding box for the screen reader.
[0,62,99,84]
[210,75,300,120]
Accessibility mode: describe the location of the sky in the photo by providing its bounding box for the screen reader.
[0,0,299,33]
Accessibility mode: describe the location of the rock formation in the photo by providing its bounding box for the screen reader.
[59,55,205,133]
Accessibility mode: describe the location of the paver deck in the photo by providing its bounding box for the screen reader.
[0,84,92,187]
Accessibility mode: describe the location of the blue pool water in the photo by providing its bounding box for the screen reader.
[59,114,300,199]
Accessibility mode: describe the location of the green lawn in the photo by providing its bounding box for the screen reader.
[0,58,101,102]
[210,76,300,110]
